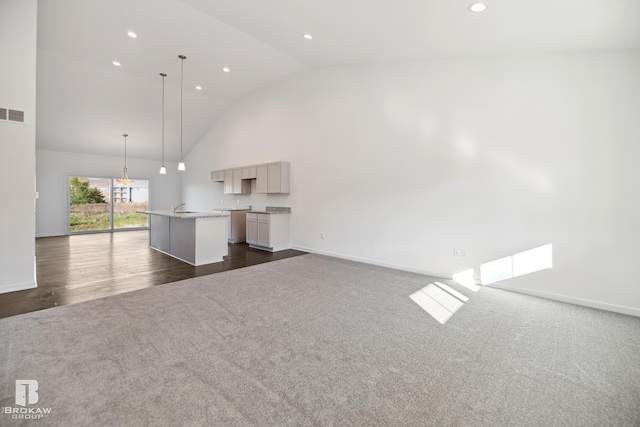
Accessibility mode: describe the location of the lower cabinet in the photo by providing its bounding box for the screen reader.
[246,213,258,245]
[257,215,270,247]
[246,212,290,251]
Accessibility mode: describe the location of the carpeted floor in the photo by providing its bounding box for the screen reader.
[1,254,639,426]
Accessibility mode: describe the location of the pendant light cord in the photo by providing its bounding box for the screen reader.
[123,133,128,170]
[179,55,186,164]
[160,73,166,167]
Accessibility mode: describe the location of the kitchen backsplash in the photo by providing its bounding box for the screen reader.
[265,206,291,213]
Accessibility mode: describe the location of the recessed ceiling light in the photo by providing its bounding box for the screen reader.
[468,3,487,12]
[195,86,202,90]
[127,31,137,38]
[222,67,230,73]
[303,34,313,40]
[112,61,121,67]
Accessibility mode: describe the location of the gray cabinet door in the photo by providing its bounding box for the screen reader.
[246,214,258,244]
[224,169,233,194]
[257,214,270,247]
[256,164,268,193]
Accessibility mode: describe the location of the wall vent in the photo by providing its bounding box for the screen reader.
[0,107,26,124]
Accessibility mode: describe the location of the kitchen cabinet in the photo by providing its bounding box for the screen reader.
[246,212,290,251]
[242,165,257,179]
[257,215,270,247]
[232,168,251,194]
[256,164,268,193]
[214,162,289,194]
[246,213,258,245]
[224,169,233,194]
[257,161,290,194]
[210,170,224,182]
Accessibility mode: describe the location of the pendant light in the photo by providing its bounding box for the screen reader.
[159,72,167,175]
[116,134,134,185]
[178,54,186,171]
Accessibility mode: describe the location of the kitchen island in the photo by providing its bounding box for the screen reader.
[139,210,230,266]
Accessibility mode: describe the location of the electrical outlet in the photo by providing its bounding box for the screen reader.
[321,232,325,239]
[454,249,460,258]
[220,199,223,204]
[460,249,467,259]
[237,199,240,204]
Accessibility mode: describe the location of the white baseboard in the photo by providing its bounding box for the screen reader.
[291,245,640,318]
[0,280,36,294]
[36,232,67,238]
[290,245,447,279]
[488,282,640,318]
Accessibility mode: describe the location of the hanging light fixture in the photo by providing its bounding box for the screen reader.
[159,72,167,175]
[178,54,186,171]
[116,134,134,185]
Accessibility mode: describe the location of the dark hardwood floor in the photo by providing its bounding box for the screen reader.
[0,230,307,319]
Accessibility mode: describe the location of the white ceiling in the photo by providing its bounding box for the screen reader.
[36,0,640,161]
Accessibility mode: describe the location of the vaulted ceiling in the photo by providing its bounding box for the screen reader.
[36,0,640,161]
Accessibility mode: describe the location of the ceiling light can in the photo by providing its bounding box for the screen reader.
[468,3,487,12]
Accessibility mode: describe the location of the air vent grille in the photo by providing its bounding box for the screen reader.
[8,109,24,123]
[0,107,26,123]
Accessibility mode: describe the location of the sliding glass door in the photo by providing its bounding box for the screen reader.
[69,176,149,233]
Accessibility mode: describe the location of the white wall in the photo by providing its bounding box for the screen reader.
[0,0,37,293]
[36,150,182,237]
[183,50,640,316]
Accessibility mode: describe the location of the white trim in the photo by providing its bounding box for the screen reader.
[36,232,68,238]
[290,245,447,279]
[488,282,640,318]
[0,280,36,294]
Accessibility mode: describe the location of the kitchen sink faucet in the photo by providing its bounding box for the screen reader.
[172,202,185,213]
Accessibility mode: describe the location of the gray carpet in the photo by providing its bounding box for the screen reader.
[1,254,639,426]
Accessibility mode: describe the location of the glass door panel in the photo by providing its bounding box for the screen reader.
[69,177,111,232]
[113,179,149,229]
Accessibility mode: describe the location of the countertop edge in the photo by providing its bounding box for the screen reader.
[137,210,230,219]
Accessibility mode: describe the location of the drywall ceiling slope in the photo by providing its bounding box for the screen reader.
[36,0,306,161]
[35,0,640,161]
[183,0,640,66]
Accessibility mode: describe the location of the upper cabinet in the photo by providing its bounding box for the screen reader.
[211,170,224,182]
[212,161,289,194]
[242,165,257,180]
[256,164,268,193]
[232,168,251,194]
[223,169,233,194]
[257,162,290,194]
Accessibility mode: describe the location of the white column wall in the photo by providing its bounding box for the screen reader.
[36,150,182,237]
[183,50,640,316]
[0,0,38,293]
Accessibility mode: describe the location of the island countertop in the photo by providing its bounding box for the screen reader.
[138,210,230,219]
